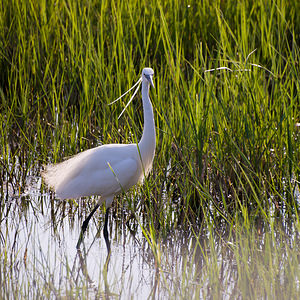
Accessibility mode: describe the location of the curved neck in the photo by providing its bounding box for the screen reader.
[138,80,156,173]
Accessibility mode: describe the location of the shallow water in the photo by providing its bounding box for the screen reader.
[0,172,183,298]
[1,167,300,299]
[1,193,156,298]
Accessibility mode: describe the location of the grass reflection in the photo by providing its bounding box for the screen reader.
[1,185,299,299]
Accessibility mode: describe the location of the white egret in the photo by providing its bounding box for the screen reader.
[42,68,156,249]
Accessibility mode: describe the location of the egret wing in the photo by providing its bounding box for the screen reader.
[55,157,139,199]
[43,143,141,199]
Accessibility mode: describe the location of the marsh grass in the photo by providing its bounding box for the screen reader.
[1,0,300,298]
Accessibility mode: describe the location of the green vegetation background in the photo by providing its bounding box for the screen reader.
[1,1,300,298]
[1,0,299,228]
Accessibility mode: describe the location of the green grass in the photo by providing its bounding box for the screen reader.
[0,0,299,298]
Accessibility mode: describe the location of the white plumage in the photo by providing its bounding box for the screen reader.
[44,144,145,202]
[42,67,156,248]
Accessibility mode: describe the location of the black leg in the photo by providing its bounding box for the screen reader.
[103,207,111,253]
[103,209,111,295]
[76,203,100,249]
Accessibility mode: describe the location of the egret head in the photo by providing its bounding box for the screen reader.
[109,67,154,119]
[142,68,155,88]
